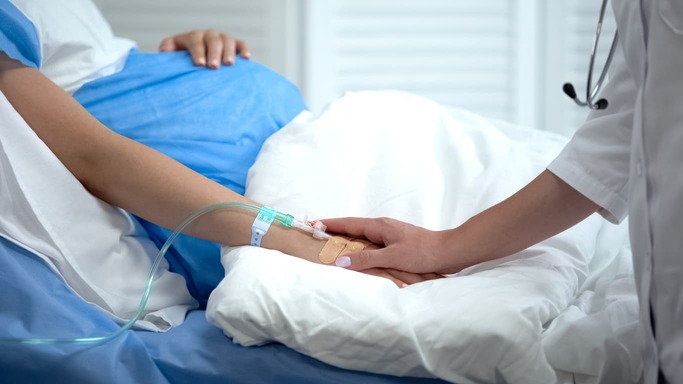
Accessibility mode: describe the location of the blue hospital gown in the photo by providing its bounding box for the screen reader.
[74,51,307,305]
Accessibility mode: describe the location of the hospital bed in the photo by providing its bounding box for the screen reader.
[0,1,643,382]
[0,85,643,383]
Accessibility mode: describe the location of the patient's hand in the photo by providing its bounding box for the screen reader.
[361,268,443,288]
[159,29,250,69]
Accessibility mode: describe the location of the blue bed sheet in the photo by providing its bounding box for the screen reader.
[0,237,445,383]
[73,51,307,306]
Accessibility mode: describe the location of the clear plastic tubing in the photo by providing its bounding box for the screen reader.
[0,202,313,345]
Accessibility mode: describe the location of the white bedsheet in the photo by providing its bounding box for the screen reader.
[206,91,641,383]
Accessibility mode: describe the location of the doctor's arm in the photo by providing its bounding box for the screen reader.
[324,170,599,274]
[325,48,638,275]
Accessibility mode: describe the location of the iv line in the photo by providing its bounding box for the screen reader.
[0,202,325,345]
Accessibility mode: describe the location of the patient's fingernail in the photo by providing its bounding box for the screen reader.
[335,256,351,268]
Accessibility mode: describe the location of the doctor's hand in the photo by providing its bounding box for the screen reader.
[323,217,461,275]
[325,235,443,287]
[159,29,250,69]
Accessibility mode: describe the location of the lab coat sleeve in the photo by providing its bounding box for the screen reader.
[547,47,636,224]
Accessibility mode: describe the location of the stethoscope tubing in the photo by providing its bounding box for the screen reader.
[587,0,619,106]
[565,0,618,110]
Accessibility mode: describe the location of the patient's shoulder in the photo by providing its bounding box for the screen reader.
[7,0,135,93]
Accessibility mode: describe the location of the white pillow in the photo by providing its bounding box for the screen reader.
[0,91,196,331]
[206,91,630,382]
[9,0,135,93]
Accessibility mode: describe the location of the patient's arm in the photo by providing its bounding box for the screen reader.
[0,52,314,258]
[0,53,438,287]
[159,29,250,69]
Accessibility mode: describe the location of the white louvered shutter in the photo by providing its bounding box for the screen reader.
[303,0,619,135]
[302,0,516,122]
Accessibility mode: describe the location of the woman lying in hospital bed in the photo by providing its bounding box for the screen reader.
[0,1,643,383]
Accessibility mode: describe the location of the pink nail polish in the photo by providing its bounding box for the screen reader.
[335,256,351,268]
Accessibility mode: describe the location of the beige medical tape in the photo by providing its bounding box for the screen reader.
[318,236,366,264]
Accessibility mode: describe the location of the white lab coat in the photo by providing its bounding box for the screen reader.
[547,0,683,383]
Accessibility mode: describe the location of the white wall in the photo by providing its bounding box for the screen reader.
[94,0,616,136]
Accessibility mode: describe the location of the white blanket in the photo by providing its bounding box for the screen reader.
[206,91,640,383]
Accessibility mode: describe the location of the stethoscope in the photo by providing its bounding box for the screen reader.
[563,0,619,110]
